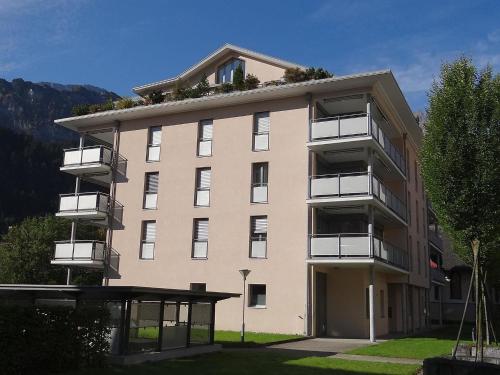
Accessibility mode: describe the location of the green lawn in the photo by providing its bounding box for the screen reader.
[348,325,475,360]
[67,350,420,375]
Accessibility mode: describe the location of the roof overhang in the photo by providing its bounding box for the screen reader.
[0,284,240,303]
[56,70,422,145]
[133,43,307,95]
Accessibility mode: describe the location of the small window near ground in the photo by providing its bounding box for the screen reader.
[190,283,206,292]
[249,284,266,308]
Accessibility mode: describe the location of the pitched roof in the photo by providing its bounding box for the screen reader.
[132,43,307,95]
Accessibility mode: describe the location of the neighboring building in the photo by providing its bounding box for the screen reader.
[52,44,430,341]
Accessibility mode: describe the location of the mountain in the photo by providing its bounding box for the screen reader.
[0,78,120,233]
[0,78,120,141]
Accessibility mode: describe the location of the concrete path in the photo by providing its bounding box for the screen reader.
[331,353,423,365]
[269,337,378,355]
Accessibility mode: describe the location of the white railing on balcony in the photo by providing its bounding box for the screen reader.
[309,114,405,174]
[309,172,406,221]
[58,192,109,214]
[62,145,113,168]
[251,183,268,203]
[309,233,408,270]
[54,241,105,261]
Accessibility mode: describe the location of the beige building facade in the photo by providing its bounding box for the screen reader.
[53,44,430,340]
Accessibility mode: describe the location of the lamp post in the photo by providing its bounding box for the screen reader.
[239,269,251,343]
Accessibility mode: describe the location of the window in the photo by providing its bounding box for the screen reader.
[450,272,462,300]
[416,200,419,233]
[251,162,268,203]
[249,284,266,308]
[192,219,209,258]
[190,283,206,292]
[253,112,270,151]
[197,119,213,157]
[406,149,410,182]
[409,236,413,272]
[250,216,267,258]
[216,58,244,84]
[380,290,385,318]
[414,160,418,190]
[195,168,211,207]
[144,172,159,209]
[417,241,421,274]
[140,221,156,259]
[147,126,162,162]
[407,192,412,225]
[434,285,440,300]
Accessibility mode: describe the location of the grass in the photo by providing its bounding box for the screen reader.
[67,350,420,375]
[135,327,303,347]
[348,325,475,360]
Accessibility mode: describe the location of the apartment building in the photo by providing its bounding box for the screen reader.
[52,44,430,341]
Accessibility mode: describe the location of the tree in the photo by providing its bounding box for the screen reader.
[420,57,500,360]
[0,216,103,285]
[233,64,245,90]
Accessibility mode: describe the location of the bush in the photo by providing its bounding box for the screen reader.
[148,90,165,104]
[115,97,135,109]
[216,82,234,94]
[0,303,110,374]
[232,65,245,91]
[72,104,91,116]
[284,67,333,83]
[244,74,260,90]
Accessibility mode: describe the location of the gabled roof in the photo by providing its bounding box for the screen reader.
[133,43,307,95]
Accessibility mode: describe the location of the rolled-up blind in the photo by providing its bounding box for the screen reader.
[252,216,268,234]
[149,126,162,145]
[200,120,213,140]
[197,168,211,189]
[143,221,156,242]
[254,112,270,134]
[145,172,159,193]
[194,219,209,240]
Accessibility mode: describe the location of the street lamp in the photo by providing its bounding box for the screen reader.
[239,269,251,343]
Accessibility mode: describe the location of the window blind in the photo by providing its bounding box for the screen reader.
[197,168,211,188]
[145,172,159,193]
[194,219,209,240]
[143,221,156,242]
[251,216,268,234]
[200,120,213,140]
[149,127,162,145]
[254,112,270,134]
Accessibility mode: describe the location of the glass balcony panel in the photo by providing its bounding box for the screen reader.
[338,116,367,137]
[310,176,339,197]
[340,235,369,256]
[54,243,74,259]
[339,174,368,195]
[310,236,339,256]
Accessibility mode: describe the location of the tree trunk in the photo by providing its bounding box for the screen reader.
[472,239,483,362]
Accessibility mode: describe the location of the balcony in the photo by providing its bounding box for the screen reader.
[308,172,406,223]
[309,233,408,271]
[428,227,443,251]
[51,241,106,268]
[61,145,113,178]
[56,192,109,220]
[431,267,447,285]
[308,114,405,176]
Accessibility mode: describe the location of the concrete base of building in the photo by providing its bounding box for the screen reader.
[109,344,222,365]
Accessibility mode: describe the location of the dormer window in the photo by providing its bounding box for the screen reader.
[216,58,245,84]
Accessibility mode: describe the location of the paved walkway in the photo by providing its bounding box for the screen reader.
[331,353,423,365]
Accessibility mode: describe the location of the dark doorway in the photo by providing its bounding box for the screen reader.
[315,272,327,337]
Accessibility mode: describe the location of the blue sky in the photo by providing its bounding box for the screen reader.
[0,0,499,111]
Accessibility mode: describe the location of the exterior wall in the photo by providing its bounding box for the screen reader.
[109,96,310,334]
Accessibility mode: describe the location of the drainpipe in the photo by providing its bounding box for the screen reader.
[369,265,376,342]
[305,92,313,337]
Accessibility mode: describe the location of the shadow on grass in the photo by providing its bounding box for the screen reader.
[67,350,421,375]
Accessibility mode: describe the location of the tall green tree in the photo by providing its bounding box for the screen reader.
[0,216,103,285]
[232,64,245,90]
[420,57,500,360]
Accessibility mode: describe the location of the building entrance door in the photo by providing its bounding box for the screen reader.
[315,272,327,337]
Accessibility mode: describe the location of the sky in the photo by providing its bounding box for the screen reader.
[0,0,499,111]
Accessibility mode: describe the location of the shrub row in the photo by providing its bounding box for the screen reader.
[0,303,110,375]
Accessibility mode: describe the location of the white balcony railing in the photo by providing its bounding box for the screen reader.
[309,114,405,174]
[54,241,106,262]
[309,172,406,221]
[58,192,109,216]
[309,233,408,270]
[62,145,113,168]
[251,183,268,203]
